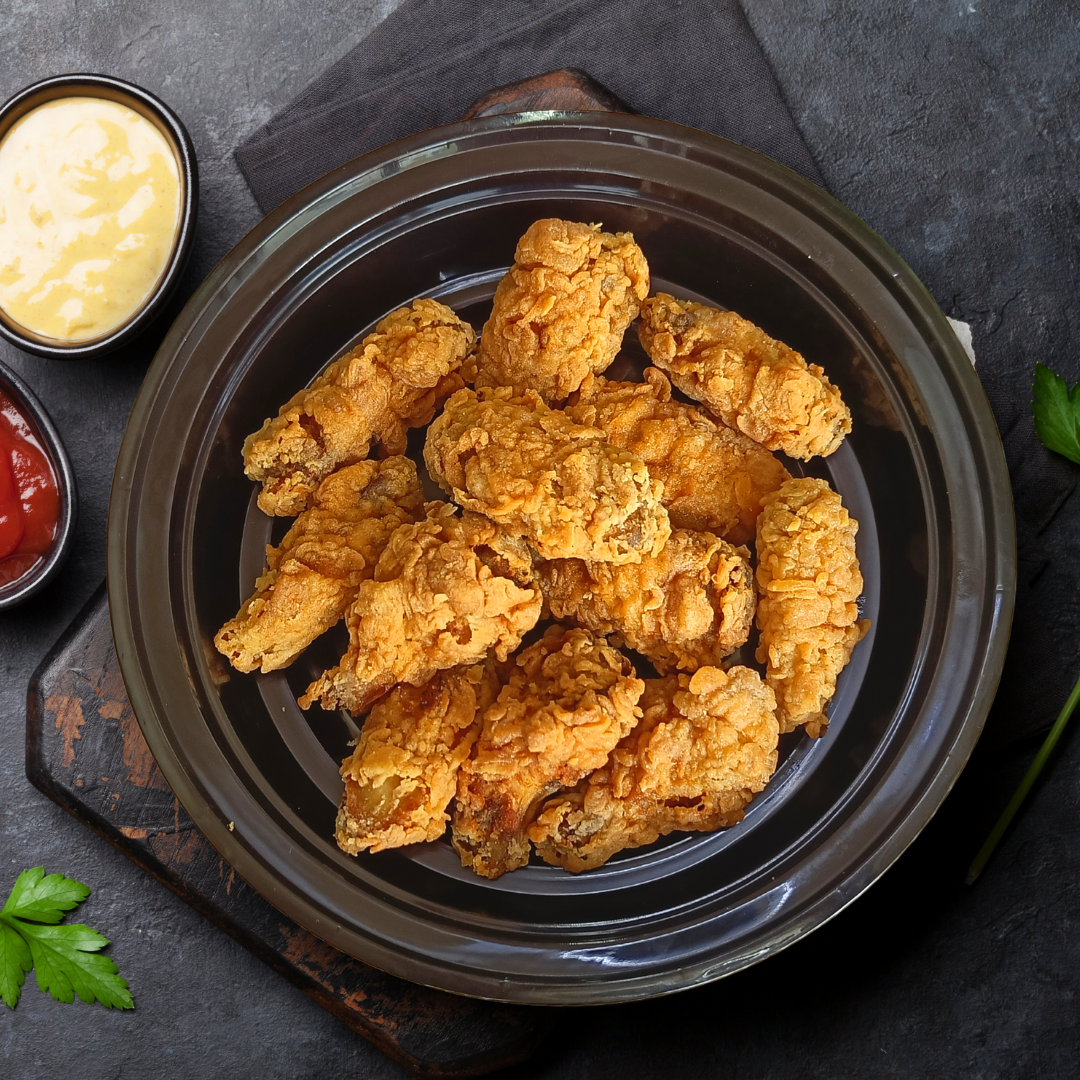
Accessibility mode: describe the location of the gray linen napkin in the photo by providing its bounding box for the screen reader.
[235,0,823,214]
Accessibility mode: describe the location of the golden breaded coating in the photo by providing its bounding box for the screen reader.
[424,386,671,564]
[638,293,852,460]
[335,662,502,855]
[566,368,790,545]
[214,457,425,673]
[530,666,778,872]
[755,477,870,737]
[243,299,476,515]
[474,218,650,403]
[453,510,537,588]
[299,503,541,714]
[535,530,755,674]
[452,626,643,879]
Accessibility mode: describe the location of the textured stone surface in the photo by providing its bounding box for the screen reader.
[1,1,1079,1077]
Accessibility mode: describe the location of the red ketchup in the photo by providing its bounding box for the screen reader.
[0,389,60,588]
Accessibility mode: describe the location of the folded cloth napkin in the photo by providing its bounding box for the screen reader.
[236,0,1061,754]
[235,0,822,213]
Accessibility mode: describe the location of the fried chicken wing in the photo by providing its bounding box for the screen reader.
[529,666,778,872]
[214,457,425,673]
[299,503,541,714]
[452,626,643,878]
[638,293,852,461]
[336,661,502,854]
[473,218,650,403]
[535,530,754,674]
[243,299,476,515]
[755,477,870,737]
[566,368,789,545]
[424,385,670,564]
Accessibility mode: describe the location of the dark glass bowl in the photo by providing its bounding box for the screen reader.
[0,74,198,360]
[107,113,1014,1004]
[0,358,77,607]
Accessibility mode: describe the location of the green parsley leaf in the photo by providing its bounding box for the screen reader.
[2,866,90,924]
[0,920,31,1009]
[0,868,133,1010]
[1032,362,1080,465]
[21,923,132,1009]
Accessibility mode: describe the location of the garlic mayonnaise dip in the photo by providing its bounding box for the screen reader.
[0,96,181,342]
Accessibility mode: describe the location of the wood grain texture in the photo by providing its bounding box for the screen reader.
[460,68,629,118]
[25,584,553,1079]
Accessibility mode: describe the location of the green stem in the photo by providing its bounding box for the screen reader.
[966,665,1080,884]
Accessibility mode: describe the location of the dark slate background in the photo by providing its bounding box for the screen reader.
[2,1,1079,1077]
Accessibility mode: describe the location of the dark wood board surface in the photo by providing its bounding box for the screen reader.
[26,584,554,1079]
[461,69,628,119]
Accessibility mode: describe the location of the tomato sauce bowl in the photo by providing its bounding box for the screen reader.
[0,357,76,608]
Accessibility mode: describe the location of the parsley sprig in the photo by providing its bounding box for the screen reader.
[1032,362,1080,465]
[966,363,1080,883]
[0,867,133,1010]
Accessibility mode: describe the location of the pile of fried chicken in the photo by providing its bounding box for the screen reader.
[214,218,870,879]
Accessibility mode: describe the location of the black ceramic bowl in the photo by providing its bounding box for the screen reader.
[108,114,1014,1004]
[0,358,76,607]
[0,74,198,360]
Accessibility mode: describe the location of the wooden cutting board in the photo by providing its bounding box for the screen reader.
[26,584,552,1078]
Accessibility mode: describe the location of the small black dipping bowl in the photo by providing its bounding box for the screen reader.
[0,73,198,360]
[0,357,77,607]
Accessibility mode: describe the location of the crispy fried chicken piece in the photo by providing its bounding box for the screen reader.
[299,503,541,714]
[638,293,852,460]
[214,457,425,673]
[474,218,650,403]
[566,368,790,545]
[335,661,502,854]
[529,666,778,872]
[452,626,643,878]
[243,299,476,515]
[755,477,870,737]
[424,385,670,564]
[534,530,755,674]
